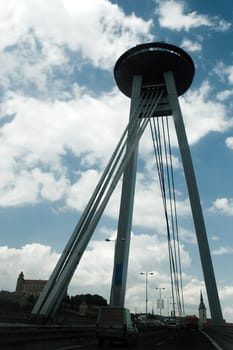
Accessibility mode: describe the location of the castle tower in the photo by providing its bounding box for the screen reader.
[199,291,207,329]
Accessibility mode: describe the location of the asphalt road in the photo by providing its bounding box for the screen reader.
[61,329,217,350]
[148,329,217,350]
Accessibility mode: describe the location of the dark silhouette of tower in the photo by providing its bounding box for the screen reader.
[199,291,207,328]
[16,271,24,293]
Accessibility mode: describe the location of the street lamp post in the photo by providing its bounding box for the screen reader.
[140,272,154,315]
[156,287,165,316]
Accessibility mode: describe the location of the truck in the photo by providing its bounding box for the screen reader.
[184,315,198,331]
[96,307,138,347]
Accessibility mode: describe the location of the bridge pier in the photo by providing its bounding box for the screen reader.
[110,75,141,307]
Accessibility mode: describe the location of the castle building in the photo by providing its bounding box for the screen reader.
[198,291,207,329]
[16,271,47,297]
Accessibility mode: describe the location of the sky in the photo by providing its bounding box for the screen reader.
[0,0,233,321]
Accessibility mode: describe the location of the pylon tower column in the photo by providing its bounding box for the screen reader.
[111,42,224,325]
[164,70,223,324]
[110,75,142,306]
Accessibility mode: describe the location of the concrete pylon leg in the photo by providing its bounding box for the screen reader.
[164,71,224,325]
[110,76,142,307]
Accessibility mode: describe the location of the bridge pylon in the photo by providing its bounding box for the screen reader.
[110,42,224,325]
[32,42,224,326]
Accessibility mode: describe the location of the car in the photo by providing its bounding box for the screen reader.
[166,318,178,330]
[96,306,139,347]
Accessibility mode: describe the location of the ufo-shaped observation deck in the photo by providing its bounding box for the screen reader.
[114,42,195,98]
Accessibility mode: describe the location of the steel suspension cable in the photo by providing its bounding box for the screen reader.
[33,90,148,314]
[149,115,185,317]
[149,117,176,316]
[161,117,184,316]
[33,87,164,317]
[160,117,182,316]
[165,117,185,316]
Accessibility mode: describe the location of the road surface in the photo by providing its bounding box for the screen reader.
[55,329,217,350]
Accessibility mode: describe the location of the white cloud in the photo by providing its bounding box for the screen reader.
[0,1,230,220]
[155,0,211,31]
[217,90,233,102]
[183,278,205,305]
[180,81,232,144]
[0,80,229,234]
[212,246,233,256]
[215,19,232,32]
[225,137,233,150]
[0,32,70,97]
[71,230,192,312]
[0,86,194,230]
[155,0,231,32]
[211,236,220,241]
[66,169,101,212]
[0,0,153,96]
[132,174,167,232]
[0,89,129,207]
[100,170,192,232]
[210,198,233,216]
[179,227,197,244]
[181,38,202,52]
[214,62,233,86]
[33,168,69,201]
[0,167,69,207]
[0,234,191,310]
[220,286,233,300]
[223,306,233,323]
[2,237,233,320]
[219,286,233,322]
[0,244,59,291]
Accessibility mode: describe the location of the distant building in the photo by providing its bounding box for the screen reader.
[15,271,47,297]
[198,291,207,329]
